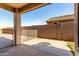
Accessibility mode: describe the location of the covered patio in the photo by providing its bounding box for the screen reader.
[0,3,49,45]
[0,3,78,56]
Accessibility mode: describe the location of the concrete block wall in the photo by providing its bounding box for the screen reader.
[60,21,74,41]
[22,29,38,37]
[0,29,2,34]
[2,21,74,41]
[2,28,13,34]
[23,22,74,41]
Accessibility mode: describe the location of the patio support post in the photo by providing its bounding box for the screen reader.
[75,3,79,55]
[14,9,21,45]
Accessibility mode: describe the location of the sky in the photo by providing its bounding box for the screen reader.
[0,3,74,28]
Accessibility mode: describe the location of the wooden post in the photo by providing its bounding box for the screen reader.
[14,9,21,45]
[75,3,79,55]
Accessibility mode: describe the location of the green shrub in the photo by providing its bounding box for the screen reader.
[67,42,75,55]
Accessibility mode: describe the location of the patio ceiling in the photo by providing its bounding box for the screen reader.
[0,3,49,14]
[0,3,49,45]
[4,3,29,8]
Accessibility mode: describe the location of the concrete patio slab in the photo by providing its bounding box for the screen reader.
[0,44,52,56]
[0,34,73,56]
[0,34,13,48]
[0,34,30,48]
[22,38,73,56]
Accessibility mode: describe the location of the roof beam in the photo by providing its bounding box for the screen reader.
[19,3,49,14]
[0,3,15,12]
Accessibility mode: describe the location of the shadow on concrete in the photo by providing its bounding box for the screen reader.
[0,41,73,56]
[0,37,13,49]
[31,42,73,56]
[0,44,52,56]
